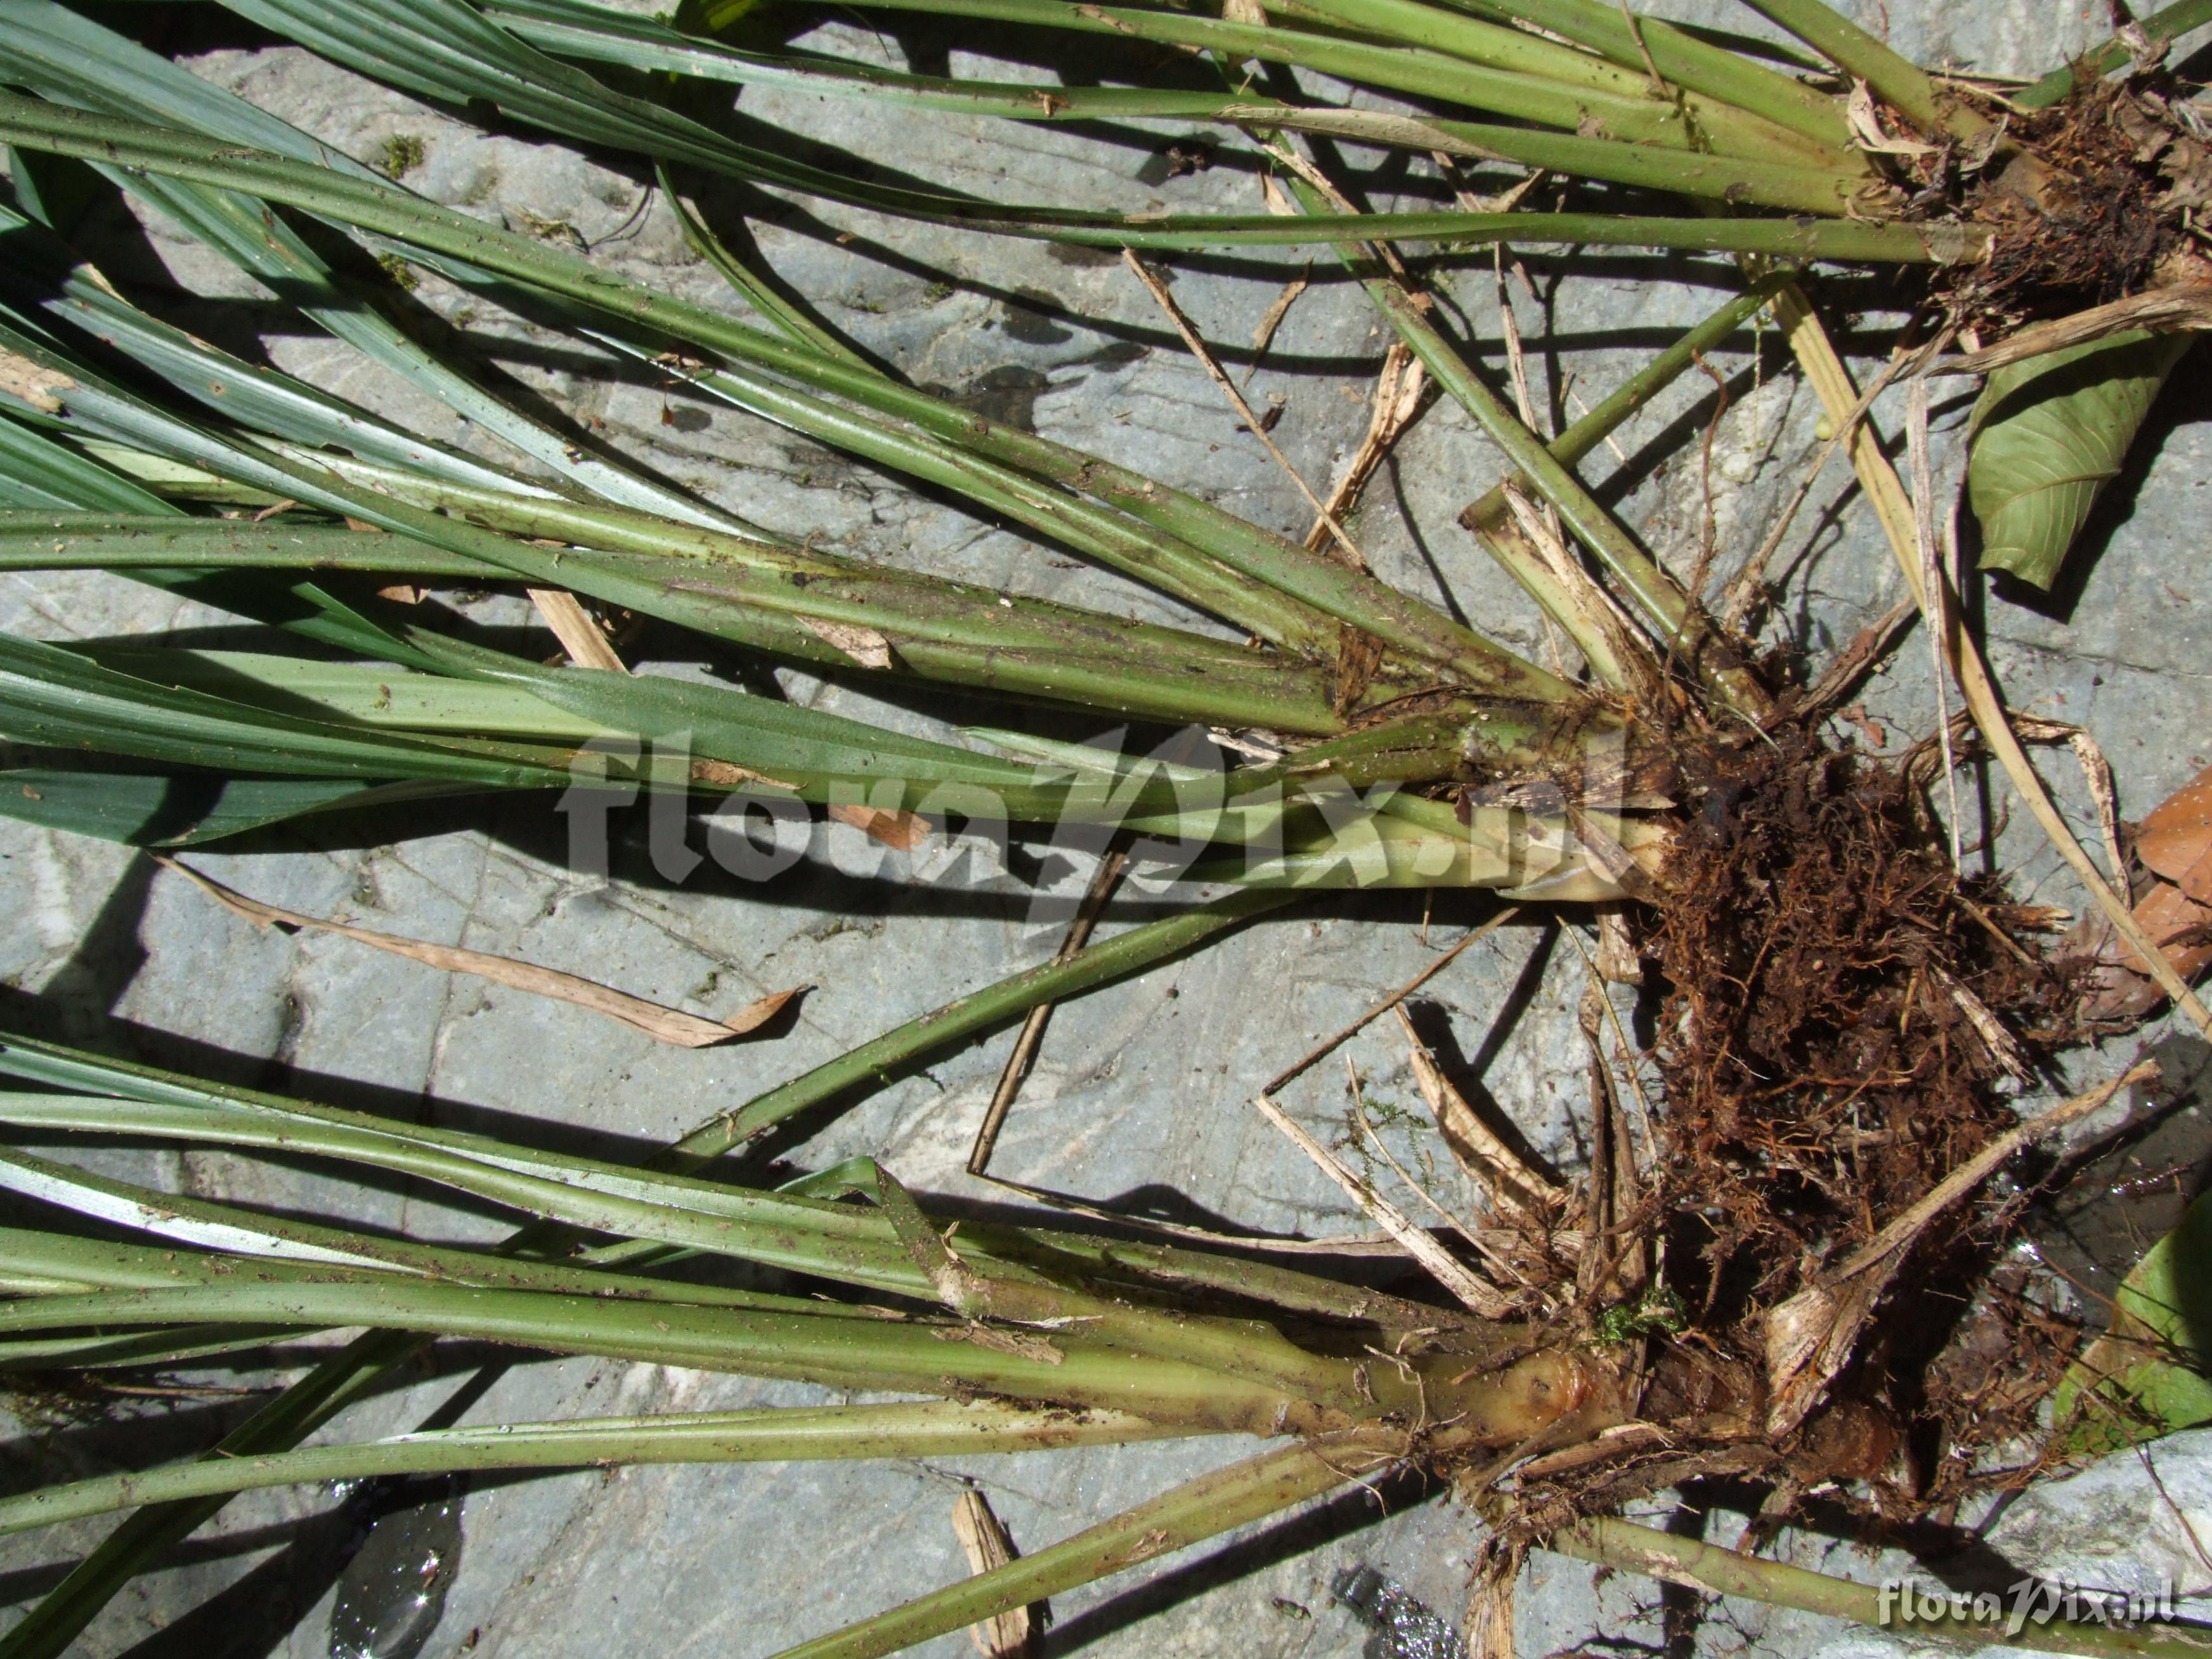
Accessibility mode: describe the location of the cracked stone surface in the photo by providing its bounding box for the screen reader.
[1807,1425,2212,1659]
[2,1,2211,1656]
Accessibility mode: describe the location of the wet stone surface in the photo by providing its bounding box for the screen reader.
[327,1482,464,1659]
[1332,1566,1468,1659]
[1,1,2210,1656]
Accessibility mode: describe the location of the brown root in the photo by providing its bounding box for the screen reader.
[1648,727,2071,1318]
[1436,724,2105,1540]
[1962,80,2206,325]
[1423,72,2212,1548]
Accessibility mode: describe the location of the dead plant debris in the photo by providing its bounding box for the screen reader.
[1424,721,2141,1545]
[1958,79,2212,325]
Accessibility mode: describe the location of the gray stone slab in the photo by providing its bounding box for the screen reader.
[1,3,2209,1656]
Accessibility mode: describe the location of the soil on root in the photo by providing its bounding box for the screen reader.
[1647,729,2085,1497]
[1466,727,2096,1543]
[1958,79,2206,324]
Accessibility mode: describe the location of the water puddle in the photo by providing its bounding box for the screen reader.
[328,1477,464,1659]
[1332,1565,1468,1659]
[2032,1035,2212,1304]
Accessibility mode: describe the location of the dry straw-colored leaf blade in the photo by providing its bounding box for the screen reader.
[1249,1090,1514,1317]
[801,616,895,669]
[158,857,798,1048]
[527,587,628,672]
[951,1490,1039,1659]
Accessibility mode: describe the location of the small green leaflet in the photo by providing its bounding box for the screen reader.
[1967,329,2196,591]
[2054,1184,2212,1454]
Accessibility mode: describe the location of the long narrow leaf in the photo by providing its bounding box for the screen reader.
[0,1090,1377,1402]
[0,89,1977,259]
[16,491,1364,733]
[0,882,1298,1656]
[0,410,171,514]
[768,1436,1381,1659]
[0,1155,826,1312]
[0,0,763,535]
[0,1093,935,1295]
[0,1403,1200,1539]
[0,1277,1292,1419]
[0,769,458,847]
[1419,0,1852,148]
[0,631,580,786]
[493,0,1870,214]
[714,0,1813,162]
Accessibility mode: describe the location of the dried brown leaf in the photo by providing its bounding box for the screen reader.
[1595,909,1643,987]
[2137,764,2212,904]
[952,1491,1038,1659]
[1932,966,2033,1083]
[1847,81,1938,157]
[939,1323,1065,1366]
[690,758,802,792]
[828,802,929,850]
[2066,763,2212,1025]
[159,857,798,1048]
[1303,344,1424,554]
[1246,264,1310,371]
[2076,880,2212,1028]
[2067,724,2128,890]
[801,617,895,669]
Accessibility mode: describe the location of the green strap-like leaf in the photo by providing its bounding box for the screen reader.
[0,631,580,786]
[498,0,1867,214]
[2054,1185,2212,1453]
[0,1402,1198,1540]
[0,0,763,535]
[0,412,173,514]
[1967,329,2196,590]
[0,769,446,846]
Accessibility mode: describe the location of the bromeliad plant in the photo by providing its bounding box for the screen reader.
[0,0,2208,1653]
[0,0,2204,852]
[0,17,1667,892]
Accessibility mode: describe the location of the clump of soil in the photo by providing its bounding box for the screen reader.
[1644,729,2082,1483]
[1467,727,2097,1542]
[1960,80,2208,323]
